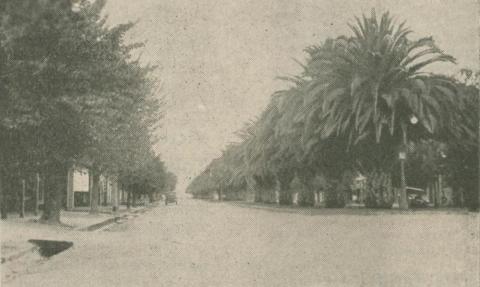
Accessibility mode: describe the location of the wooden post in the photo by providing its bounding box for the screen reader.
[20,179,25,218]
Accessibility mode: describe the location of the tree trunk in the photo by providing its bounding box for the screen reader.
[89,170,100,213]
[252,176,262,203]
[19,178,25,218]
[278,174,293,205]
[278,188,292,205]
[477,85,480,211]
[298,179,315,207]
[0,143,7,219]
[434,176,441,208]
[0,168,7,219]
[126,189,131,209]
[132,191,137,207]
[459,187,465,207]
[112,178,119,212]
[254,189,261,203]
[35,173,40,216]
[438,174,443,206]
[148,192,154,203]
[40,164,66,224]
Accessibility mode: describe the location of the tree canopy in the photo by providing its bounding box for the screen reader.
[188,10,478,210]
[0,0,175,221]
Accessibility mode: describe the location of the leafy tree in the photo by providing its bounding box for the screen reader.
[0,0,95,222]
[0,0,170,221]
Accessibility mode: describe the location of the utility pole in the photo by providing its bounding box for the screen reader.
[399,123,408,210]
[399,116,418,210]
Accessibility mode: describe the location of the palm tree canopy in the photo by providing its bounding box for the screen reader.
[303,10,457,147]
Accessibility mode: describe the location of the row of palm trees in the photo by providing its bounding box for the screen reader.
[187,10,479,210]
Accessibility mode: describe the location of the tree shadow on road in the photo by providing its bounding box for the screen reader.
[224,201,471,217]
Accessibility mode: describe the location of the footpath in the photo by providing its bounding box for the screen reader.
[1,204,152,282]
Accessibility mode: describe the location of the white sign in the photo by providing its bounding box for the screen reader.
[73,169,90,192]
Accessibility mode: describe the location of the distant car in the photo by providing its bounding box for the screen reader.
[407,187,429,208]
[165,193,177,205]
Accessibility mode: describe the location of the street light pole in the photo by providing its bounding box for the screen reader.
[399,122,408,210]
[399,115,418,210]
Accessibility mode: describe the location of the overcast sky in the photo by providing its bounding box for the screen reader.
[104,0,477,191]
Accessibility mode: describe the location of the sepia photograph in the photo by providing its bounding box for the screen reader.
[1,0,479,286]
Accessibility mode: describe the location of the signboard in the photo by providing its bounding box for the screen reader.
[73,169,89,192]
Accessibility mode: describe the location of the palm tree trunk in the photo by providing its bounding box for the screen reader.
[277,173,293,205]
[434,176,441,208]
[373,82,381,142]
[278,190,292,205]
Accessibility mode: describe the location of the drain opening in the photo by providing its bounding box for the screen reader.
[28,240,73,258]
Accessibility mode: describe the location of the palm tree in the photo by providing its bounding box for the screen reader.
[242,87,307,204]
[302,10,458,209]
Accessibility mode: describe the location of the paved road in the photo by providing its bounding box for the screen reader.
[5,198,480,287]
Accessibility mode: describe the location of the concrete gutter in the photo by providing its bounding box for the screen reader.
[78,206,148,231]
[1,245,39,264]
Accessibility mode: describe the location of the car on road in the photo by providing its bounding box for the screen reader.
[407,187,429,208]
[165,193,177,205]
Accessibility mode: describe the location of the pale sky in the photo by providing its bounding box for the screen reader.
[104,0,477,191]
